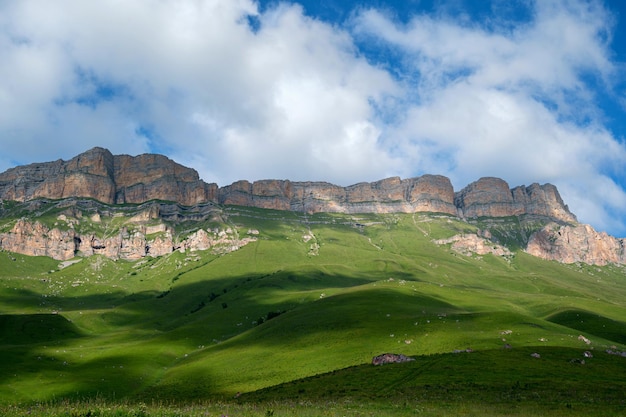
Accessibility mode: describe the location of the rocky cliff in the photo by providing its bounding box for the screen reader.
[526,223,626,266]
[0,147,217,206]
[0,148,576,223]
[218,175,458,215]
[454,177,576,223]
[0,202,256,261]
[3,147,623,266]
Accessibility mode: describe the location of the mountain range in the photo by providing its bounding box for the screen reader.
[2,148,626,412]
[0,147,624,265]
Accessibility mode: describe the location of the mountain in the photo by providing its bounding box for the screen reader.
[0,147,624,265]
[2,149,626,412]
[1,195,626,408]
[0,147,216,206]
[0,147,575,221]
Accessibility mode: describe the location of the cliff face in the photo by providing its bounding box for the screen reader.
[218,175,458,215]
[0,149,575,223]
[3,147,621,266]
[526,223,626,266]
[0,147,216,206]
[0,214,256,261]
[454,177,576,223]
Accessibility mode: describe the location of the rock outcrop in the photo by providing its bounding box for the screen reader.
[526,223,626,266]
[434,233,512,257]
[372,353,415,366]
[0,217,255,261]
[454,177,576,223]
[0,149,574,223]
[3,148,621,266]
[218,175,458,215]
[0,147,217,206]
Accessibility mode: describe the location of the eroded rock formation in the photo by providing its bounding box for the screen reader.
[434,233,512,257]
[2,148,622,266]
[218,175,458,215]
[0,147,217,206]
[0,148,575,222]
[526,223,626,266]
[454,177,576,223]
[0,212,255,261]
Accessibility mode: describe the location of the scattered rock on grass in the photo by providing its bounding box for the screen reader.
[372,353,415,366]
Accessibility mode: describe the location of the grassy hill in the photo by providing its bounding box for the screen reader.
[1,206,625,415]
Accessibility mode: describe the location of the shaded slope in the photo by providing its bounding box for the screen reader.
[0,210,624,404]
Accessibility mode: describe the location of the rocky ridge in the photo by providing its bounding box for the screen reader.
[0,147,216,206]
[0,147,622,265]
[0,147,576,223]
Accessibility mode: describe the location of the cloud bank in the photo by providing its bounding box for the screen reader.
[0,0,624,235]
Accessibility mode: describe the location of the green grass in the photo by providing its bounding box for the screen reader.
[1,206,625,415]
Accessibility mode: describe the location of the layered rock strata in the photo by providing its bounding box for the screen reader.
[0,148,575,223]
[218,175,458,215]
[6,147,620,265]
[0,147,216,206]
[526,223,626,266]
[454,177,576,223]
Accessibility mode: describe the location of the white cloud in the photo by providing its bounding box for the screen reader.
[352,1,626,235]
[0,0,398,184]
[0,0,624,236]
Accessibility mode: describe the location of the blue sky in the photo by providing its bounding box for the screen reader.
[1,0,625,236]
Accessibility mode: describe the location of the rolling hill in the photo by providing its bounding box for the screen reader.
[0,150,625,416]
[1,205,625,415]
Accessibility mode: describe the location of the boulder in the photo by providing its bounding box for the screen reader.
[372,353,415,366]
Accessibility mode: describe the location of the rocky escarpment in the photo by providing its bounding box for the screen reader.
[526,223,626,266]
[0,211,256,261]
[0,148,576,223]
[454,177,576,223]
[219,175,458,215]
[5,147,624,266]
[217,176,577,222]
[0,147,217,206]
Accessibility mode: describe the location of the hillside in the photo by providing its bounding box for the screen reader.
[1,206,625,413]
[1,150,626,415]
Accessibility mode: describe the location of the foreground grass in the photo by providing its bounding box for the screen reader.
[3,347,625,416]
[1,399,623,417]
[2,401,624,417]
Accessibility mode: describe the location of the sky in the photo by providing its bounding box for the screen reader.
[1,0,626,236]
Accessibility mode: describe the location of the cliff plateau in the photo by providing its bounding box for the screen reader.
[0,147,217,206]
[0,147,621,266]
[0,147,575,222]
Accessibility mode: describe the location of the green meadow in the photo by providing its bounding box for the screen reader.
[1,207,625,416]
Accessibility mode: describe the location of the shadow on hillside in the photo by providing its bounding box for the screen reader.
[0,313,82,344]
[547,309,626,345]
[0,267,455,401]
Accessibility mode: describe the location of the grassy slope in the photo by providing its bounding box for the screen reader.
[0,209,625,411]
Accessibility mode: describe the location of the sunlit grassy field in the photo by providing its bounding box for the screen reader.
[1,207,625,415]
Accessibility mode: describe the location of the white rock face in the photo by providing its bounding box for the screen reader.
[0,219,254,261]
[526,223,626,266]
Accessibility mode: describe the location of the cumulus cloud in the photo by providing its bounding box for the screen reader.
[0,0,624,235]
[353,0,626,235]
